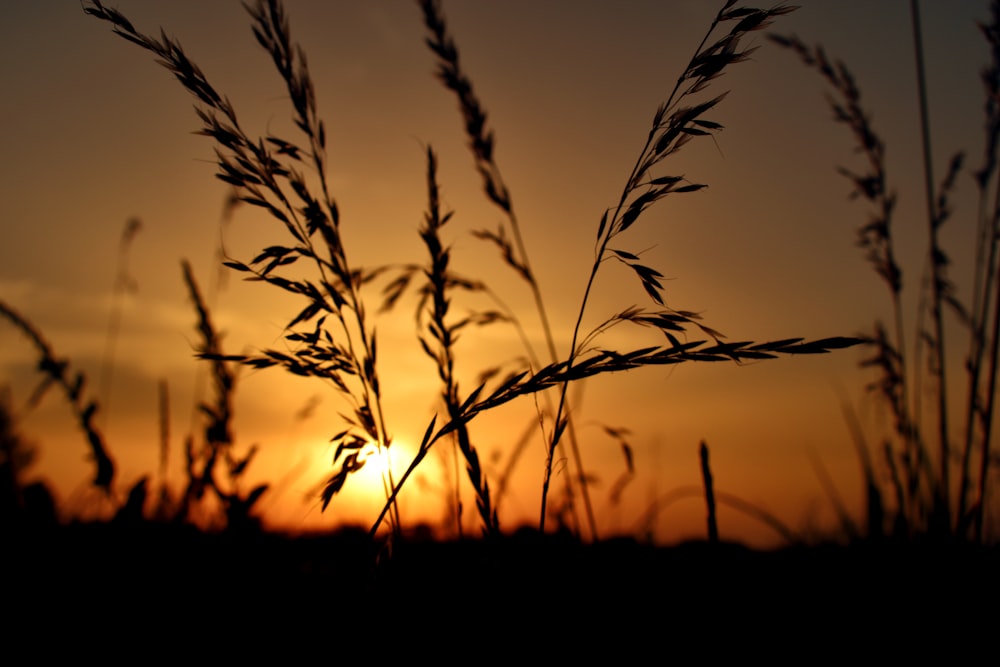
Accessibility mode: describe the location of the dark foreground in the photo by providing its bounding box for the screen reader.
[6,522,998,648]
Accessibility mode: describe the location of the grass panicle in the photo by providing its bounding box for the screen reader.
[535,0,799,532]
[179,260,268,530]
[415,146,499,537]
[0,300,115,494]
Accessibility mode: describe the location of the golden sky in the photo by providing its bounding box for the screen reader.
[1,1,996,546]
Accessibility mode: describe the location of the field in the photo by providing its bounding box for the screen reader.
[3,1,1000,612]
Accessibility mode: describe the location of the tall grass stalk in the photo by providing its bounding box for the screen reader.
[767,34,931,531]
[958,0,1000,541]
[0,300,115,494]
[179,260,268,529]
[85,0,861,541]
[418,0,598,539]
[969,2,1000,541]
[416,146,498,536]
[536,0,798,532]
[156,378,172,519]
[97,217,141,432]
[699,441,719,543]
[633,477,801,545]
[910,0,955,533]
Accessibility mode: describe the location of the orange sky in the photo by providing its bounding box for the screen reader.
[1,1,997,547]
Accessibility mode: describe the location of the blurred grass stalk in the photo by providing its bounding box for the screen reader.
[773,0,1000,542]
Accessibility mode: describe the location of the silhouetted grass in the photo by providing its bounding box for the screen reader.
[78,0,867,545]
[178,259,268,530]
[0,384,56,527]
[0,300,114,493]
[415,146,499,536]
[772,0,1000,543]
[418,0,599,540]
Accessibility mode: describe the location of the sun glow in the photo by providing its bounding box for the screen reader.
[311,436,438,524]
[353,440,397,501]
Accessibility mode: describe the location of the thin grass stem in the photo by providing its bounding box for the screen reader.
[910,0,951,531]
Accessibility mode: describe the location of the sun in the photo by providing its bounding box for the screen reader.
[324,437,417,510]
[279,433,444,532]
[353,440,396,498]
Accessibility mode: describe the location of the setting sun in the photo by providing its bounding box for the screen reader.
[339,439,406,509]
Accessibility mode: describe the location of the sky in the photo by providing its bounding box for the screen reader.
[1,0,997,547]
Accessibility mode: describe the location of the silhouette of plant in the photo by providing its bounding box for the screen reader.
[83,0,862,541]
[0,384,56,526]
[0,300,115,494]
[418,0,599,540]
[772,0,1000,542]
[177,260,268,531]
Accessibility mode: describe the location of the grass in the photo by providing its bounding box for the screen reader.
[0,299,115,495]
[70,0,865,546]
[418,0,598,539]
[771,0,1000,542]
[0,0,880,546]
[18,0,1000,559]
